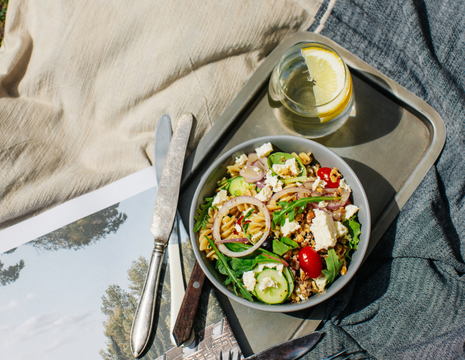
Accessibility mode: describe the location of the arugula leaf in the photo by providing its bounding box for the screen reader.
[229,254,273,277]
[322,249,344,285]
[193,196,216,233]
[272,196,337,228]
[343,215,361,259]
[267,152,307,184]
[206,237,254,302]
[240,208,254,241]
[225,243,287,264]
[217,177,234,191]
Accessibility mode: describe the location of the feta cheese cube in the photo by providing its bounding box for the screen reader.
[258,276,278,292]
[255,184,273,202]
[318,201,329,208]
[235,223,242,233]
[257,262,284,274]
[310,210,337,251]
[314,274,327,292]
[281,218,301,237]
[212,189,229,209]
[339,179,352,192]
[343,204,359,221]
[312,176,327,191]
[335,221,348,238]
[255,142,273,158]
[243,271,256,292]
[272,158,301,178]
[235,154,248,166]
[265,170,283,192]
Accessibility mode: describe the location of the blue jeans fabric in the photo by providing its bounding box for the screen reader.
[304,1,465,359]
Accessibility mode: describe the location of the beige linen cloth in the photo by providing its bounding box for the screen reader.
[0,0,328,230]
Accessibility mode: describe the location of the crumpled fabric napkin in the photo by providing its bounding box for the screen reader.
[0,0,323,230]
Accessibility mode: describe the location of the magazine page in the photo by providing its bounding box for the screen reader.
[0,168,242,360]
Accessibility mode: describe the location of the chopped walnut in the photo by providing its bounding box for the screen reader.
[330,167,342,183]
[306,210,315,224]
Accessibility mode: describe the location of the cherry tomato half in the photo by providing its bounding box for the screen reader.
[317,167,340,188]
[298,246,322,278]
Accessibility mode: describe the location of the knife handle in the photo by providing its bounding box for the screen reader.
[130,242,165,357]
[172,260,206,346]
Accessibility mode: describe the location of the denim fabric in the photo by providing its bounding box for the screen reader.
[304,1,465,359]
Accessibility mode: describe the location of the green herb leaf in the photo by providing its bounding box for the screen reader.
[193,196,215,233]
[267,152,307,184]
[240,208,254,241]
[322,249,343,285]
[343,215,361,259]
[217,177,235,191]
[272,196,337,228]
[229,254,272,277]
[225,243,284,263]
[206,237,254,302]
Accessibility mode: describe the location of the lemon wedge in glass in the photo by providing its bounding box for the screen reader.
[301,46,352,123]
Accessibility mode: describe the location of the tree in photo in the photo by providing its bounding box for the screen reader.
[0,259,25,286]
[30,204,127,251]
[100,256,172,360]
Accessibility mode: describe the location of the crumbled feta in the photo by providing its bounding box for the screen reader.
[281,218,301,237]
[258,276,278,292]
[243,271,257,292]
[265,170,283,192]
[257,262,284,274]
[343,204,359,221]
[310,210,337,251]
[339,179,352,192]
[312,176,327,191]
[235,154,248,166]
[318,201,329,208]
[272,158,300,178]
[314,274,327,292]
[335,221,348,238]
[212,190,229,209]
[255,184,273,202]
[235,223,242,233]
[255,142,273,158]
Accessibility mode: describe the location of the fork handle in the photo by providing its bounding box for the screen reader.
[172,260,205,346]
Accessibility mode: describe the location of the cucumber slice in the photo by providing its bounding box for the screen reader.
[229,176,256,196]
[283,267,294,300]
[254,269,289,304]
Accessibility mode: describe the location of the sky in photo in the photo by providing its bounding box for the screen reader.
[0,184,179,360]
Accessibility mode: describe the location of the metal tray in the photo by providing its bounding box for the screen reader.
[178,32,446,355]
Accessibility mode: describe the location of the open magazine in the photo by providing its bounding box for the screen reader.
[0,167,242,360]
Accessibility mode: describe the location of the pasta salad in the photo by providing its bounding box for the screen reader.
[193,142,362,304]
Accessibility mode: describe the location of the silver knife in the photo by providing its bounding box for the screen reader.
[243,331,322,360]
[153,114,190,345]
[130,113,193,358]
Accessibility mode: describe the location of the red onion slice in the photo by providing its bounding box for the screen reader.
[240,165,264,183]
[326,188,350,210]
[213,196,271,257]
[269,187,312,204]
[215,238,249,244]
[255,179,266,189]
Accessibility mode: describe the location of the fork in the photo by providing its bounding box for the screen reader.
[219,350,242,360]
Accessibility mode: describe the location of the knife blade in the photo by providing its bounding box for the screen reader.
[153,114,191,345]
[130,113,193,358]
[244,331,322,360]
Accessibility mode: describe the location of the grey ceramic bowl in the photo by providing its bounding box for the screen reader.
[189,135,371,312]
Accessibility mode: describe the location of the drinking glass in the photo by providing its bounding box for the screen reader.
[268,42,354,138]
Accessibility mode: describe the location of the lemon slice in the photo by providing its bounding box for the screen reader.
[301,46,350,122]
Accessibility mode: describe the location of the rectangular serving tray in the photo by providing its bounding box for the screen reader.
[178,32,446,355]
